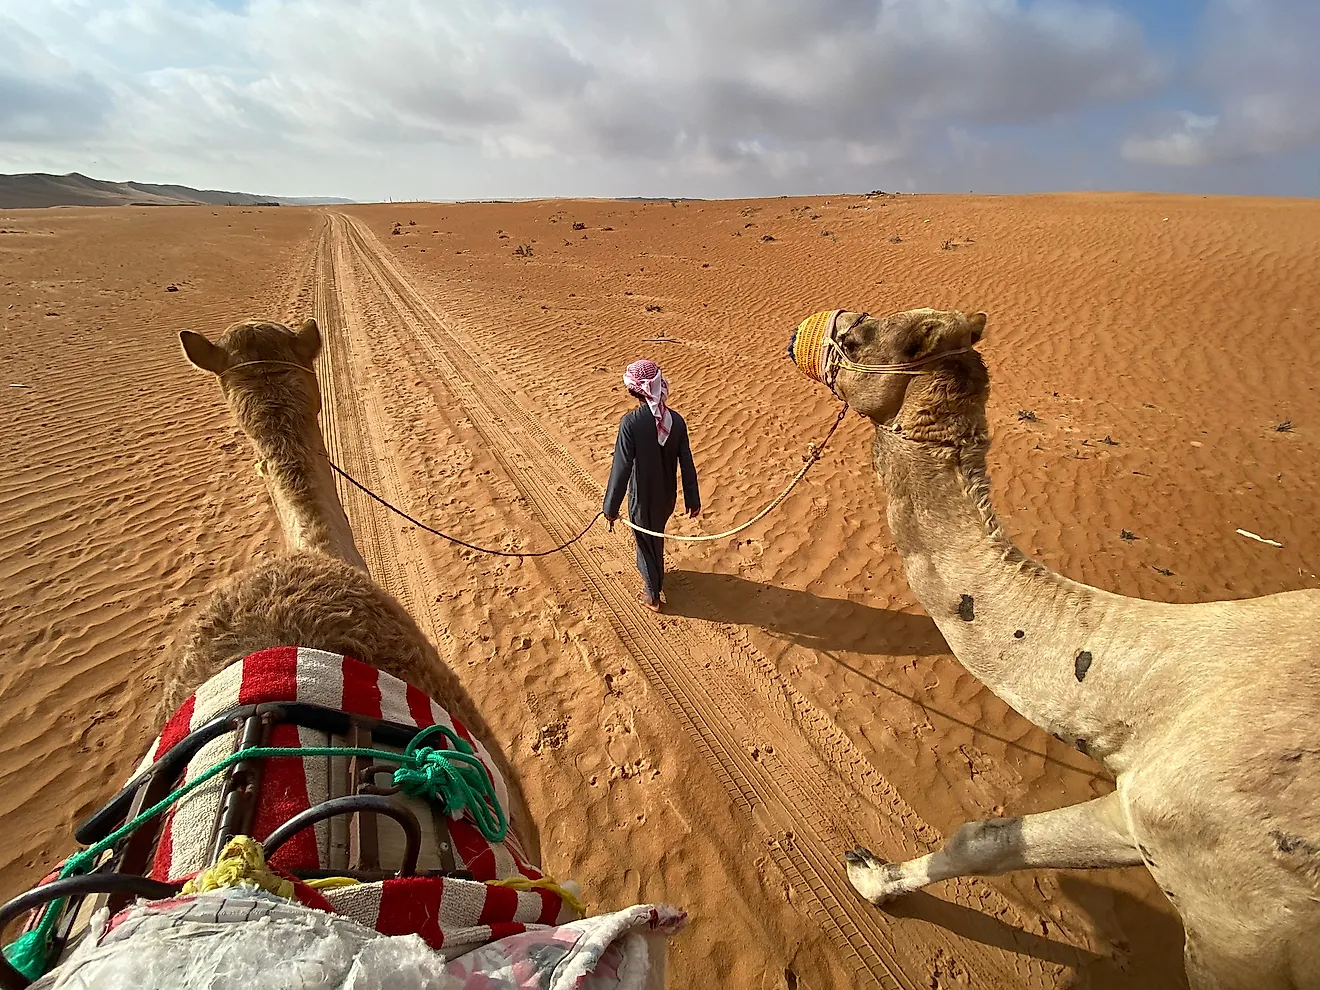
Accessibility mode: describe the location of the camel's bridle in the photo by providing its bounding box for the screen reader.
[218,360,319,378]
[791,309,971,400]
[823,312,971,392]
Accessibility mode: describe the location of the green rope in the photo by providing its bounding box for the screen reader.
[394,725,508,843]
[4,731,506,980]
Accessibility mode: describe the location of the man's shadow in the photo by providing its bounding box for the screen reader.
[665,569,945,656]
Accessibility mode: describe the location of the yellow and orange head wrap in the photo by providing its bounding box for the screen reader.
[788,309,844,385]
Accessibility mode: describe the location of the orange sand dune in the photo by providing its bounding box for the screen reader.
[1,193,1317,989]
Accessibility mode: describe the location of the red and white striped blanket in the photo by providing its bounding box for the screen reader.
[135,646,578,957]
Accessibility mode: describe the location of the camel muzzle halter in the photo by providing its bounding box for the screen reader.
[787,309,970,397]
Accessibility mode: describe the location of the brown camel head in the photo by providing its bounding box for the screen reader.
[179,318,324,449]
[827,308,990,446]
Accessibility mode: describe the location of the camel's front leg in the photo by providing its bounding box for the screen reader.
[846,792,1144,905]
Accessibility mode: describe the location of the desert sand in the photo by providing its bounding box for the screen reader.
[1,193,1317,989]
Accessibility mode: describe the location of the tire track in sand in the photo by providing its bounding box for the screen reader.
[324,212,1088,990]
[311,218,406,604]
[315,218,459,651]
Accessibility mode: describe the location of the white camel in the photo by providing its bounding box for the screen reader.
[789,307,1320,990]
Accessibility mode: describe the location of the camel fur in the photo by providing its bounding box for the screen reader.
[170,318,535,857]
[828,308,1320,990]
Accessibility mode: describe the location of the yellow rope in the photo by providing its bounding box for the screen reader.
[179,838,587,919]
[180,836,583,914]
[181,836,295,899]
[305,876,362,891]
[489,875,586,916]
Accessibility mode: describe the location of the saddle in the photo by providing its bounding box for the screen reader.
[3,647,580,986]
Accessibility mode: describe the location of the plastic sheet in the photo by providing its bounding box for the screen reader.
[30,890,680,990]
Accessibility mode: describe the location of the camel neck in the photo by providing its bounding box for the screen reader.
[247,418,367,572]
[873,426,1149,764]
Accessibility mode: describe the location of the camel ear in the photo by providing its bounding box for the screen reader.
[179,330,228,375]
[967,312,987,344]
[293,318,321,363]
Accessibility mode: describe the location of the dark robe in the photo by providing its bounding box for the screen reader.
[603,402,700,600]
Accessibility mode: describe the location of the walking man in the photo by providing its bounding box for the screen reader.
[603,360,700,612]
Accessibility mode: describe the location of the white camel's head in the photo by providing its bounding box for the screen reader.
[791,307,990,444]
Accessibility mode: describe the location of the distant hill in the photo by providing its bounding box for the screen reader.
[0,172,354,209]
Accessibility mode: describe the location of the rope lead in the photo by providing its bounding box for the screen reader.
[328,404,850,550]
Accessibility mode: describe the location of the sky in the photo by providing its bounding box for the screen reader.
[1,0,1317,201]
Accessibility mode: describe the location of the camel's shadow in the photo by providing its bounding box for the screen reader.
[1052,875,1189,989]
[665,569,945,656]
[878,874,1186,987]
[666,568,1106,781]
[885,886,1099,970]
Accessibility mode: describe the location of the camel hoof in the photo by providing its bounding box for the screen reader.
[844,845,884,868]
[844,846,906,906]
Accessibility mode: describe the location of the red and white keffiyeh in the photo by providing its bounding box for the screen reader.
[623,360,672,446]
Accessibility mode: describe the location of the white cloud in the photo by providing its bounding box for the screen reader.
[0,0,1181,197]
[1122,112,1220,167]
[1122,0,1320,167]
[0,14,113,142]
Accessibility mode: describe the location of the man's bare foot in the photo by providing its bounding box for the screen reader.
[637,592,661,612]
